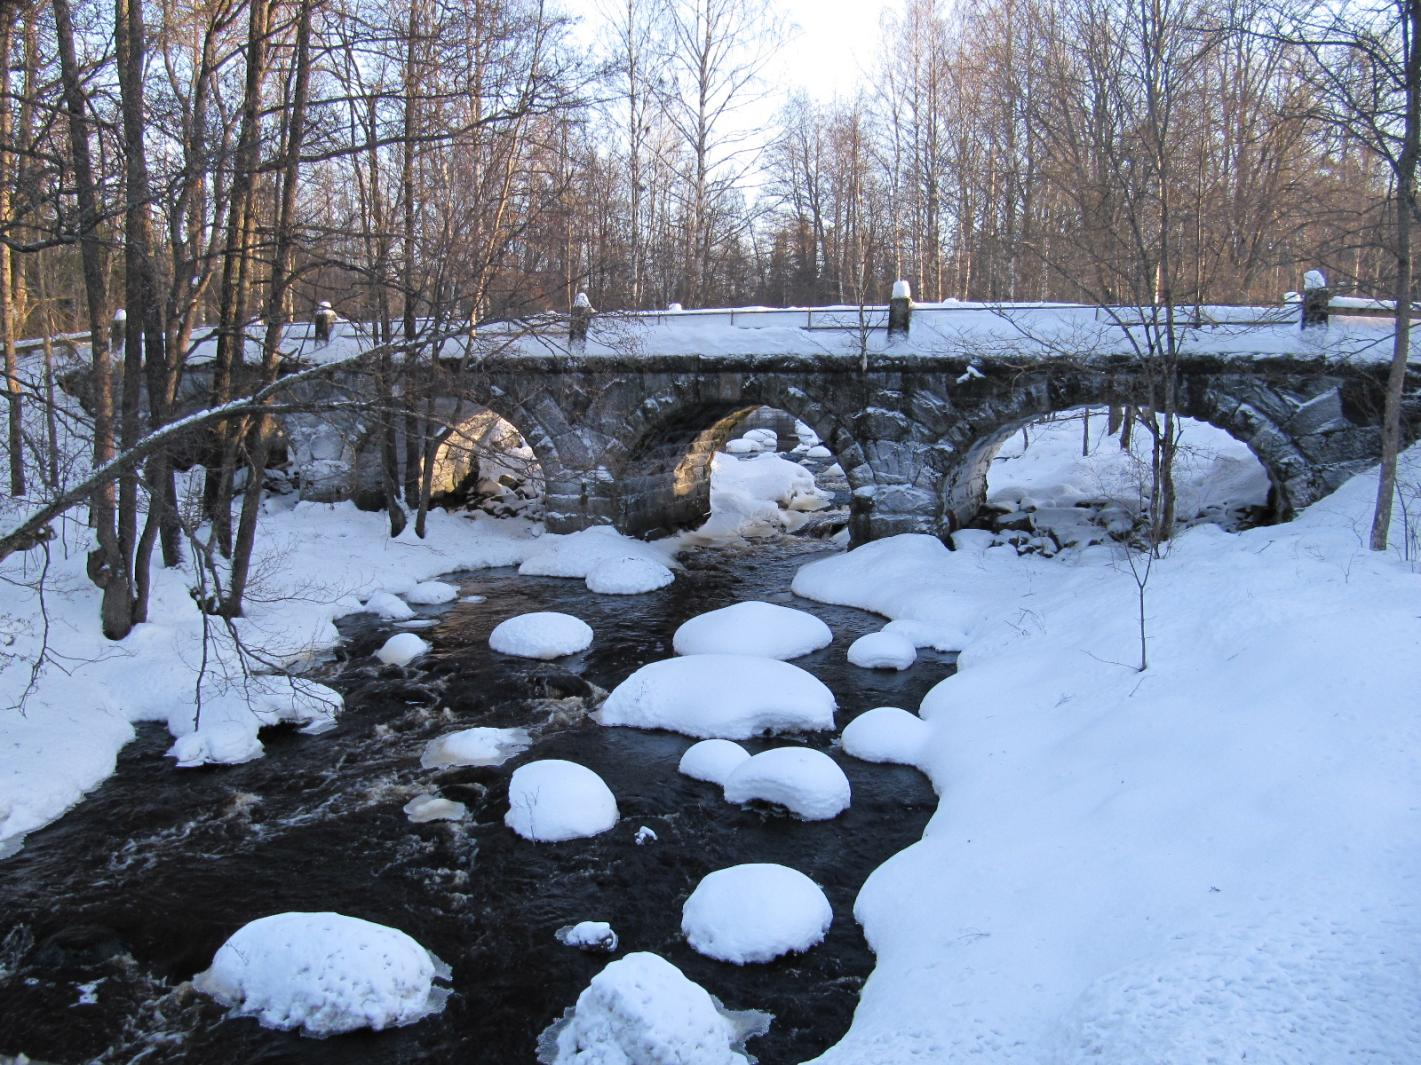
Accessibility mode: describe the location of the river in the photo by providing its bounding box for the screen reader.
[0,536,950,1065]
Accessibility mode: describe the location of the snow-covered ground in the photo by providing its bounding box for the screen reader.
[791,451,1421,1064]
[0,501,556,850]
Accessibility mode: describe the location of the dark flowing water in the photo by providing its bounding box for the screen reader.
[0,537,950,1065]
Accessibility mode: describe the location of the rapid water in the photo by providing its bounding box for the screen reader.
[0,537,950,1064]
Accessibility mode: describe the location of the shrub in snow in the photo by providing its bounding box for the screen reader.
[599,655,836,739]
[679,739,751,786]
[540,951,755,1065]
[405,581,459,605]
[375,632,431,666]
[672,601,832,660]
[421,726,531,769]
[363,591,414,621]
[403,794,466,822]
[506,760,619,842]
[722,747,851,820]
[841,707,929,767]
[847,632,916,670]
[193,912,448,1036]
[556,921,619,953]
[489,612,593,660]
[681,864,832,964]
[585,557,675,595]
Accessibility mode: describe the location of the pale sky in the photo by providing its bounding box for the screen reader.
[769,0,891,101]
[562,0,895,104]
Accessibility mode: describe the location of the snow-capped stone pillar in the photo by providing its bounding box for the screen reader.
[110,308,127,354]
[1301,269,1329,330]
[570,292,595,346]
[314,300,337,343]
[887,280,912,338]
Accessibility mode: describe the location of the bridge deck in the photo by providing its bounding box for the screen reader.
[188,301,1417,371]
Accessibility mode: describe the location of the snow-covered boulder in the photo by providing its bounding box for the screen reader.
[405,581,459,605]
[519,526,671,580]
[506,760,618,842]
[787,492,832,512]
[193,912,448,1036]
[805,445,831,459]
[489,612,593,660]
[421,726,531,769]
[725,437,763,455]
[722,747,851,820]
[715,452,816,506]
[403,794,466,822]
[679,739,751,786]
[840,707,929,767]
[364,591,414,621]
[375,632,431,666]
[599,655,836,739]
[585,557,676,595]
[672,601,832,660]
[541,952,752,1065]
[556,921,619,953]
[681,864,832,964]
[847,632,916,670]
[166,681,341,768]
[880,618,963,652]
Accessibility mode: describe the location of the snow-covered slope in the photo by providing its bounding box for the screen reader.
[794,449,1421,1064]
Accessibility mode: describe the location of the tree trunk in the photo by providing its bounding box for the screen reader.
[224,0,315,616]
[1370,0,1420,551]
[0,8,22,498]
[55,0,134,639]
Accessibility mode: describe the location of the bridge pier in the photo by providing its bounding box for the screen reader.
[849,484,946,543]
[543,473,618,534]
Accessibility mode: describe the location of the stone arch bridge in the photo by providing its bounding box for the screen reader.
[267,303,1415,545]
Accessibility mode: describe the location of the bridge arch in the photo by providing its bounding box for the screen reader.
[932,367,1336,531]
[601,376,869,537]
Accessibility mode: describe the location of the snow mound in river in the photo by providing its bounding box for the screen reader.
[489,611,593,659]
[519,526,673,582]
[375,632,430,666]
[194,911,448,1036]
[506,759,619,842]
[598,655,836,739]
[679,739,751,785]
[585,556,676,595]
[847,631,916,670]
[540,951,755,1065]
[841,707,929,767]
[405,580,459,605]
[722,747,851,820]
[421,726,530,769]
[673,601,832,660]
[682,863,832,964]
